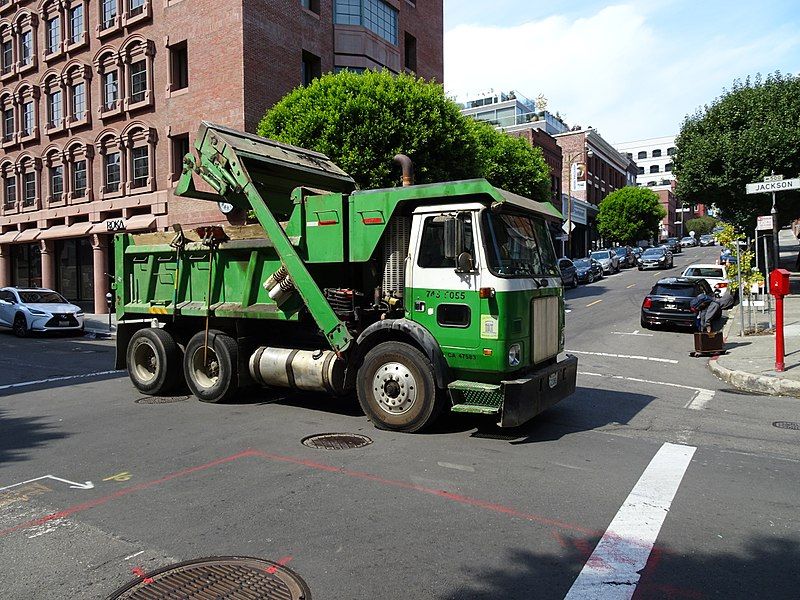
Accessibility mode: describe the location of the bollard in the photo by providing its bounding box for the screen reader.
[769,269,790,372]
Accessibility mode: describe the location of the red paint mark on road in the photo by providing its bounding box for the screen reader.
[265,555,293,574]
[131,566,154,585]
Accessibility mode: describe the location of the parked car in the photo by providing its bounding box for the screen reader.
[0,287,85,337]
[720,249,739,265]
[665,238,683,254]
[699,234,716,246]
[632,247,643,265]
[590,249,620,274]
[641,277,713,329]
[681,263,731,298]
[614,246,636,268]
[573,258,604,284]
[558,258,579,288]
[680,236,698,247]
[638,247,674,270]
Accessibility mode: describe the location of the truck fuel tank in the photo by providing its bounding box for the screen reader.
[248,347,345,395]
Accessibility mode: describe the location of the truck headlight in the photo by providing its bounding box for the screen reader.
[508,344,521,367]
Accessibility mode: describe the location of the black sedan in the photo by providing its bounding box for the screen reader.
[573,258,604,284]
[641,277,713,329]
[665,238,682,254]
[638,247,674,270]
[558,258,579,288]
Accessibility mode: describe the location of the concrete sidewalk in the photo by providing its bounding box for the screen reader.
[83,312,116,339]
[709,228,800,397]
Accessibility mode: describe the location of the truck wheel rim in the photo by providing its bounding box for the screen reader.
[191,347,220,389]
[132,341,158,383]
[373,362,417,415]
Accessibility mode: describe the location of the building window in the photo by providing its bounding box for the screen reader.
[71,82,86,121]
[650,165,659,174]
[3,174,15,208]
[104,151,120,192]
[2,106,13,142]
[301,50,321,86]
[21,101,34,137]
[170,133,188,181]
[69,4,84,45]
[637,151,647,160]
[129,59,147,103]
[665,162,673,172]
[404,32,417,72]
[46,17,61,55]
[23,171,36,206]
[101,0,117,29]
[50,165,63,201]
[335,0,398,45]
[102,70,118,110]
[20,30,32,65]
[72,159,87,197]
[129,0,145,17]
[301,0,320,14]
[1,39,12,75]
[667,146,676,156]
[652,149,662,158]
[131,146,148,188]
[637,166,644,175]
[169,41,188,91]
[47,89,62,128]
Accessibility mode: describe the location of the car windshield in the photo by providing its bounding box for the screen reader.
[482,211,560,277]
[18,291,67,303]
[681,237,694,242]
[684,267,724,278]
[614,248,627,255]
[652,283,697,297]
[591,251,610,260]
[573,259,591,268]
[643,249,664,257]
[667,238,678,243]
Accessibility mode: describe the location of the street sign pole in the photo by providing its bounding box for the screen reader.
[771,189,779,268]
[764,234,772,329]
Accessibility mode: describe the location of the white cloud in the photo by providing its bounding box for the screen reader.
[444,3,800,141]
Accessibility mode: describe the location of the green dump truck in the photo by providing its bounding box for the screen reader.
[115,122,577,432]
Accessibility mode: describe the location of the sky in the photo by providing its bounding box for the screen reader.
[444,0,800,143]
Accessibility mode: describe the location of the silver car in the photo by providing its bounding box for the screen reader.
[0,287,85,337]
[589,249,620,274]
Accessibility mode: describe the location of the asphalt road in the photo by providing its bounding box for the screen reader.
[1,244,798,599]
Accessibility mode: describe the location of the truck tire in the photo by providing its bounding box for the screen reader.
[127,328,182,395]
[184,330,239,403]
[357,341,443,433]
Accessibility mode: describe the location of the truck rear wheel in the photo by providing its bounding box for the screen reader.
[184,330,239,403]
[127,328,182,395]
[357,341,442,433]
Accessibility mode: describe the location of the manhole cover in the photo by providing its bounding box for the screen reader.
[720,388,769,397]
[301,433,373,450]
[108,556,311,599]
[773,421,800,431]
[135,395,190,404]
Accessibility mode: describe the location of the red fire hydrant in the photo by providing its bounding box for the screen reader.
[770,268,791,372]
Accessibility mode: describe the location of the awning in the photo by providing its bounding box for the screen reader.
[0,230,19,244]
[15,228,41,242]
[88,214,156,234]
[38,222,93,240]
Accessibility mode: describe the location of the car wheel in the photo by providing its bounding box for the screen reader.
[357,341,443,433]
[638,266,643,271]
[572,274,579,289]
[184,329,240,403]
[12,313,29,338]
[127,328,183,395]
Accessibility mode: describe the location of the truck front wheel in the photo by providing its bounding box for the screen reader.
[127,328,182,395]
[184,330,239,403]
[357,341,442,433]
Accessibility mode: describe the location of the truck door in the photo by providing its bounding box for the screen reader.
[408,211,481,357]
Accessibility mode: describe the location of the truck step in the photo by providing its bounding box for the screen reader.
[448,380,503,414]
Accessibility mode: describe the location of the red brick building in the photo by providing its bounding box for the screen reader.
[0,0,442,312]
[509,127,562,206]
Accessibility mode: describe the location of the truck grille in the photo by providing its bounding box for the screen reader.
[531,296,558,364]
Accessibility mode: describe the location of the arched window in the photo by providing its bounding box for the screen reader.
[96,129,123,198]
[38,0,64,59]
[14,11,38,75]
[62,61,91,129]
[64,139,93,202]
[94,46,122,117]
[65,0,87,50]
[0,20,13,79]
[1,158,16,211]
[41,144,65,205]
[637,151,647,160]
[121,121,155,193]
[0,89,14,146]
[16,153,41,210]
[40,70,64,133]
[120,36,154,111]
[15,81,39,142]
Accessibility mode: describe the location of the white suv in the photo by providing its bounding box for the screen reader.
[0,287,85,337]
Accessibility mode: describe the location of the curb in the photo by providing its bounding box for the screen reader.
[84,328,115,340]
[708,358,800,398]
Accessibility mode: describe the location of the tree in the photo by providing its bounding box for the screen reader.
[674,72,800,230]
[257,70,552,202]
[685,216,718,236]
[596,187,666,244]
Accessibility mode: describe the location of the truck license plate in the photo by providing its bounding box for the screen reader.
[548,372,558,389]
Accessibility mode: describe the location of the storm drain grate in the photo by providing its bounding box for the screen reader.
[135,395,190,404]
[107,557,311,599]
[301,433,373,450]
[773,421,800,431]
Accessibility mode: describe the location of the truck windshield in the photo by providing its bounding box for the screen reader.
[482,211,559,277]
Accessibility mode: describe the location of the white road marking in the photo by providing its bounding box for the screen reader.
[0,475,94,493]
[610,330,654,337]
[0,370,122,392]
[568,350,678,364]
[125,550,145,561]
[565,309,572,313]
[578,371,715,409]
[564,442,696,600]
[437,462,475,472]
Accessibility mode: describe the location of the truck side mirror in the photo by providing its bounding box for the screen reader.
[456,252,474,273]
[443,217,462,260]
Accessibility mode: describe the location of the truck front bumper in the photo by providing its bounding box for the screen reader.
[448,354,578,428]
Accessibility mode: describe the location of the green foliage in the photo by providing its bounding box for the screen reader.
[716,222,763,293]
[257,70,551,202]
[674,72,800,230]
[685,216,718,236]
[596,187,666,244]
